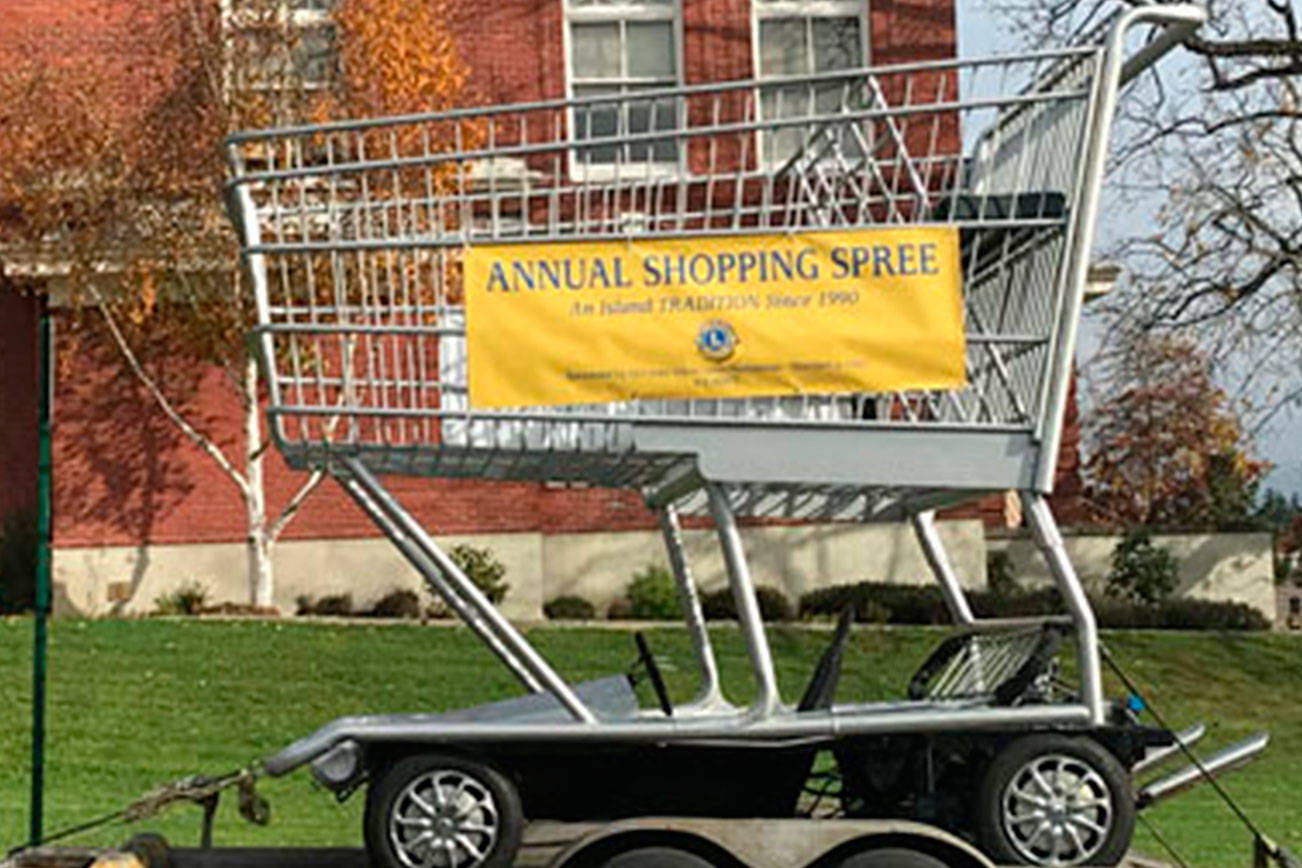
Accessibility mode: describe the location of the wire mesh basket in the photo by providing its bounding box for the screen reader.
[224,32,1153,511]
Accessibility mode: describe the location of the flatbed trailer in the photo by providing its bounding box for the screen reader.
[0,819,1130,868]
[10,820,997,868]
[4,727,1275,868]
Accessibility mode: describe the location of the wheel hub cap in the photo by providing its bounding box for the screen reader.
[1001,753,1114,867]
[389,769,500,868]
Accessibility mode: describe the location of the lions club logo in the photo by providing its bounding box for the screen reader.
[696,320,738,362]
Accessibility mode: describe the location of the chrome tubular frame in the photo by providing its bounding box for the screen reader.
[707,484,782,718]
[911,510,976,626]
[341,457,597,724]
[659,505,729,712]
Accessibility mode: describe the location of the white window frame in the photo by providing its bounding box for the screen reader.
[223,0,337,94]
[562,0,686,180]
[750,0,872,168]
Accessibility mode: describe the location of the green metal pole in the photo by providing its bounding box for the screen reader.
[30,296,52,846]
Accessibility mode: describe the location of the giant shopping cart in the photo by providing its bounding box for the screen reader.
[223,7,1268,868]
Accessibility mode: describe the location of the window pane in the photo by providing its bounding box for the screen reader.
[627,85,679,162]
[294,25,336,84]
[815,84,866,157]
[574,84,620,163]
[627,21,674,79]
[811,17,862,72]
[762,85,812,120]
[761,85,812,163]
[759,18,808,77]
[813,82,853,113]
[571,23,621,79]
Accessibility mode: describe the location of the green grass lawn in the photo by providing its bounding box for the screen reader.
[1,618,1297,866]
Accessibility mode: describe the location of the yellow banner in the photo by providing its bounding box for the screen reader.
[464,227,966,408]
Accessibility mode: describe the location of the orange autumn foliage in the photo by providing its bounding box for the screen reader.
[334,0,473,120]
[1,0,477,345]
[1082,336,1269,529]
[1,0,482,602]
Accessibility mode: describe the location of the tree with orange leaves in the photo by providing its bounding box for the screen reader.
[0,0,477,609]
[1082,333,1269,530]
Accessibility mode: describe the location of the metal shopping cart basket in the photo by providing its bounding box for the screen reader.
[221,7,1262,868]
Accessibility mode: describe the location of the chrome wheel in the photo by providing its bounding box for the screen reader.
[388,768,501,868]
[1001,753,1114,867]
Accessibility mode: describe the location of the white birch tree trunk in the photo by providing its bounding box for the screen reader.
[94,293,324,610]
[244,353,275,608]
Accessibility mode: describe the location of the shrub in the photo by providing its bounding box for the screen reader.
[799,581,1268,631]
[198,602,278,617]
[544,595,597,620]
[859,598,892,625]
[986,550,1019,596]
[969,588,1065,619]
[699,588,732,620]
[1107,530,1178,606]
[370,589,421,619]
[1092,596,1270,631]
[700,585,793,622]
[606,597,633,620]
[448,544,509,604]
[297,593,353,616]
[153,581,209,616]
[625,565,680,620]
[1273,554,1296,586]
[0,510,37,614]
[799,582,952,625]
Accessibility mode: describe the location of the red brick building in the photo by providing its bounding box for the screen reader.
[0,0,1082,613]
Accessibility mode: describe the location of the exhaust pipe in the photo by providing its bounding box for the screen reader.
[1137,733,1270,809]
[1134,722,1206,774]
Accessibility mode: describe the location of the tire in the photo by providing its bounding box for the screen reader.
[600,846,716,868]
[364,753,523,868]
[835,846,952,868]
[976,734,1135,867]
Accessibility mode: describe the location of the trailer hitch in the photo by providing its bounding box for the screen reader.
[123,768,270,848]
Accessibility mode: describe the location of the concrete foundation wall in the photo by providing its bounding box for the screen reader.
[988,532,1276,620]
[53,525,1276,621]
[544,520,989,613]
[52,520,989,619]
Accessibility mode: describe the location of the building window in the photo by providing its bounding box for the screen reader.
[753,0,868,164]
[228,0,337,92]
[565,0,682,168]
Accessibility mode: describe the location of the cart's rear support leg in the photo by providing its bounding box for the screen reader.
[1022,492,1105,725]
[910,510,976,626]
[658,505,728,712]
[339,473,542,693]
[706,484,781,717]
[340,457,597,724]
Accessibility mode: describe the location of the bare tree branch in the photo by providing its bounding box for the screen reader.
[91,286,252,500]
[989,0,1302,434]
[267,469,327,543]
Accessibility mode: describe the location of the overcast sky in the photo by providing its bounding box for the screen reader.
[954,3,1302,498]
